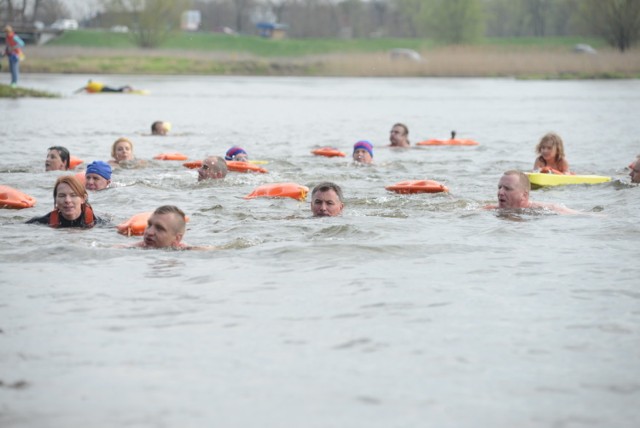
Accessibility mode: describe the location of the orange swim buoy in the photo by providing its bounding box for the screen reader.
[416,138,479,146]
[539,167,572,175]
[0,185,37,209]
[117,211,189,236]
[153,152,189,161]
[116,212,152,236]
[311,147,346,157]
[227,161,268,174]
[183,160,203,169]
[74,172,87,186]
[416,131,479,147]
[385,180,449,194]
[244,183,309,201]
[69,156,84,169]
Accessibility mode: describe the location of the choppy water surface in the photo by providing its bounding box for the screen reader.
[1,74,639,427]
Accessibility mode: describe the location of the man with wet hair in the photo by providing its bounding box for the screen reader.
[45,146,71,171]
[493,170,577,214]
[135,205,187,249]
[310,182,344,217]
[629,156,640,184]
[197,156,228,181]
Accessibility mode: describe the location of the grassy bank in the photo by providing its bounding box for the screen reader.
[0,83,59,98]
[20,30,640,78]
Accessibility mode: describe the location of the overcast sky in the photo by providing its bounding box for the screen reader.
[59,0,103,20]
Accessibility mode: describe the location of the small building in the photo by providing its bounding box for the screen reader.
[256,22,287,39]
[181,10,201,32]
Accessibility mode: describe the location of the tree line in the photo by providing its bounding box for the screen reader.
[2,0,639,51]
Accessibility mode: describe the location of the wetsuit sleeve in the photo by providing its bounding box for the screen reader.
[25,213,51,224]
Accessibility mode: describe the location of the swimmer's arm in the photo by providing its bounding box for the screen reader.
[531,201,580,215]
[533,158,545,171]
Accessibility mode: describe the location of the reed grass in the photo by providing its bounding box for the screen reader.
[0,83,59,98]
[20,44,640,78]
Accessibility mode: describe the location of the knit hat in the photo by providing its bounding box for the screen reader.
[353,140,373,158]
[86,161,112,180]
[225,146,248,161]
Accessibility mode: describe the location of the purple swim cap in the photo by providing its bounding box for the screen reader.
[225,146,247,161]
[353,140,373,158]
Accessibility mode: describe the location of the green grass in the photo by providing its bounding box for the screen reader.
[47,30,437,57]
[0,83,59,98]
[48,30,608,56]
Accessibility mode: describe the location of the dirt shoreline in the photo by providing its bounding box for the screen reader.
[19,45,640,78]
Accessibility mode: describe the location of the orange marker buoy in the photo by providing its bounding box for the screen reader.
[69,156,84,169]
[539,167,571,175]
[227,161,268,174]
[74,172,87,186]
[116,211,190,236]
[244,183,309,201]
[0,185,37,209]
[416,130,479,147]
[385,180,449,194]
[116,212,152,236]
[153,153,189,161]
[183,160,203,169]
[311,147,346,157]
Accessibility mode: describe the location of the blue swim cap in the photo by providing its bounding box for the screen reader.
[353,140,373,158]
[225,146,247,161]
[86,160,112,180]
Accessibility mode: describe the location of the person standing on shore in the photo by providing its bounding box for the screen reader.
[2,26,25,87]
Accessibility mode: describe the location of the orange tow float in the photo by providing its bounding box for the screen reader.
[117,212,152,236]
[227,161,268,174]
[385,180,449,194]
[539,167,573,175]
[417,131,479,147]
[117,212,190,236]
[244,183,309,201]
[153,152,189,161]
[183,160,202,169]
[69,156,84,169]
[74,172,87,186]
[311,147,346,157]
[0,185,37,209]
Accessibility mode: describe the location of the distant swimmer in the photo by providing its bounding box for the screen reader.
[75,79,133,94]
[488,170,578,214]
[630,156,640,183]
[151,121,171,136]
[310,182,344,217]
[198,156,228,181]
[45,146,71,171]
[225,146,249,162]
[26,175,104,228]
[533,132,570,174]
[353,140,373,164]
[109,137,145,168]
[85,161,112,191]
[389,123,410,147]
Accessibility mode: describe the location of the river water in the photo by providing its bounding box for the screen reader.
[1,74,639,427]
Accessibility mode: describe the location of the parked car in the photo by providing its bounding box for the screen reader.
[51,19,79,30]
[110,25,129,33]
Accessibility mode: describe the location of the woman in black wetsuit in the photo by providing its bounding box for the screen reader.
[26,175,103,228]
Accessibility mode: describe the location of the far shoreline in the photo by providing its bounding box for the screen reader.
[17,45,640,79]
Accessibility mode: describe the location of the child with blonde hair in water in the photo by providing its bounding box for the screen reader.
[533,132,570,174]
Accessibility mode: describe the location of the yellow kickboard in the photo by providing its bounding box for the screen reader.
[526,172,611,187]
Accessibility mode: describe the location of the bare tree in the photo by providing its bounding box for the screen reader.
[104,0,187,48]
[581,0,640,52]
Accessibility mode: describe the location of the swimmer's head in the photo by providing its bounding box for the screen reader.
[353,140,373,164]
[225,146,248,162]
